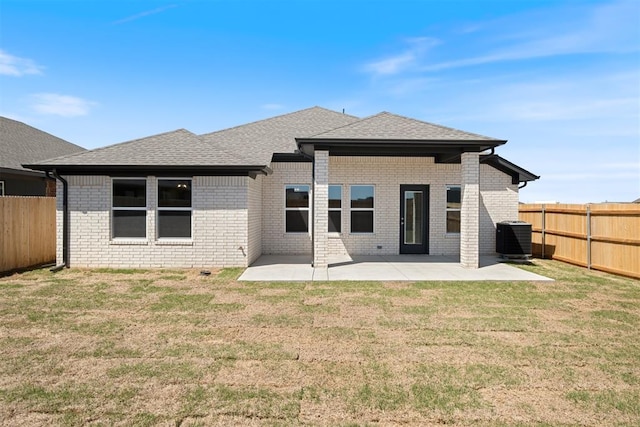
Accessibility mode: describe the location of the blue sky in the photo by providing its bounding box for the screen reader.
[1,0,638,203]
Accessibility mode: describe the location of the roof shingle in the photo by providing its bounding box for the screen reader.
[0,116,85,172]
[306,112,503,142]
[200,106,359,164]
[32,128,256,167]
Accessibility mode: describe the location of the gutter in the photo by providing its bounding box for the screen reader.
[50,169,69,272]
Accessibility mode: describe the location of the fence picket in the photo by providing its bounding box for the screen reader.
[520,203,640,279]
[0,197,56,273]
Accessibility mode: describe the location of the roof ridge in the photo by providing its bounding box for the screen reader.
[200,106,358,137]
[305,111,385,138]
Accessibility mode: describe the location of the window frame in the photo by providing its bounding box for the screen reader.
[284,184,311,234]
[350,184,375,234]
[156,177,193,240]
[446,185,461,234]
[328,184,342,234]
[111,178,148,240]
[0,180,4,196]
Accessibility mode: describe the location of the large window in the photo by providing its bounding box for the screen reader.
[329,185,342,233]
[350,185,374,233]
[112,179,147,238]
[285,185,309,233]
[446,185,461,233]
[157,179,192,238]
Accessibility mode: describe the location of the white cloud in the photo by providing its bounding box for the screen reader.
[112,4,178,25]
[362,1,639,76]
[422,0,640,72]
[363,37,440,76]
[0,49,43,76]
[30,93,97,117]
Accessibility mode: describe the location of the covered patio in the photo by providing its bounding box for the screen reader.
[238,255,553,282]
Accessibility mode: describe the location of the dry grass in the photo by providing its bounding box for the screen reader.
[0,261,639,426]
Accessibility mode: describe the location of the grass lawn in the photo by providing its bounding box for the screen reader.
[0,260,639,426]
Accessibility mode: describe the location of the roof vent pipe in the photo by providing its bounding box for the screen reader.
[50,169,69,272]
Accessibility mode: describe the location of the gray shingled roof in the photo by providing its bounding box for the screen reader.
[25,107,511,172]
[200,106,359,165]
[32,128,255,167]
[0,116,85,172]
[306,112,503,142]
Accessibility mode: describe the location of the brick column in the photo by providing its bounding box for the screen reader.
[460,152,480,269]
[313,150,329,268]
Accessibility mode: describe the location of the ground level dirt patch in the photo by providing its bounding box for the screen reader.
[0,261,638,425]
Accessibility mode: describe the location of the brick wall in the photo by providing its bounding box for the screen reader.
[262,162,313,255]
[54,159,519,268]
[247,175,263,265]
[57,175,252,268]
[263,157,519,257]
[479,165,519,254]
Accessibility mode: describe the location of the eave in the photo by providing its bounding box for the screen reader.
[22,164,272,178]
[295,138,507,160]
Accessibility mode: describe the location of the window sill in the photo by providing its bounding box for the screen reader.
[110,239,149,245]
[156,239,193,246]
[445,233,461,237]
[328,233,342,238]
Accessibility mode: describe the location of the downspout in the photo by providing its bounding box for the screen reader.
[297,148,315,267]
[50,169,69,272]
[518,181,528,190]
[478,147,495,162]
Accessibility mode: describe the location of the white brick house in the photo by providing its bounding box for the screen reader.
[25,107,538,270]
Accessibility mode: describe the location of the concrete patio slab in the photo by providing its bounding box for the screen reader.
[238,255,553,282]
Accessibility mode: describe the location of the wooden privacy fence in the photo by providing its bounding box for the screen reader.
[0,197,56,273]
[519,203,640,279]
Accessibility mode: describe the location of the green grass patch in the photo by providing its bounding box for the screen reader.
[150,293,215,312]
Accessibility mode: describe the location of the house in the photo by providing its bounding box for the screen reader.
[24,107,539,270]
[1,117,85,196]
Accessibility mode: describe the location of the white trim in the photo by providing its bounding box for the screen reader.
[328,184,342,234]
[284,184,310,234]
[349,184,375,234]
[111,177,148,240]
[446,184,461,234]
[156,177,193,240]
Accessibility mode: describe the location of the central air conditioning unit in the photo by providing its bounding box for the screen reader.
[496,221,532,258]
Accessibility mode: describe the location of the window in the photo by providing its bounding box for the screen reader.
[350,185,374,233]
[158,179,192,238]
[328,185,342,233]
[446,185,461,233]
[285,185,309,233]
[0,181,4,196]
[112,179,147,238]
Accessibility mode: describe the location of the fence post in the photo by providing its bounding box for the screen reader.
[541,204,546,259]
[586,204,591,270]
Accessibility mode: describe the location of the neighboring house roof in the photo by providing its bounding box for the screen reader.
[0,116,85,176]
[24,107,537,182]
